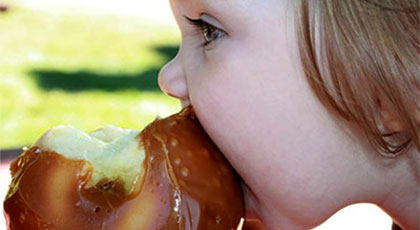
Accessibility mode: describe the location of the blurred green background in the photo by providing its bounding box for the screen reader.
[0,0,181,149]
[0,2,397,229]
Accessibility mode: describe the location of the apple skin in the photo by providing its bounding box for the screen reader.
[3,106,244,230]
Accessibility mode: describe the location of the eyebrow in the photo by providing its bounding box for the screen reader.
[176,0,220,7]
[174,0,231,21]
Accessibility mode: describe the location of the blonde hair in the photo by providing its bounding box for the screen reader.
[296,0,419,155]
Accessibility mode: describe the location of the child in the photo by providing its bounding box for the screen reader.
[158,0,419,229]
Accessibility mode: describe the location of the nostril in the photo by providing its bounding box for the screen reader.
[158,64,174,96]
[158,58,188,100]
[162,78,188,100]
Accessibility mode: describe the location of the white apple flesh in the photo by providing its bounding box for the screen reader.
[3,106,244,230]
[35,125,145,193]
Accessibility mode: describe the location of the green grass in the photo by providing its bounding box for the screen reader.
[0,6,182,149]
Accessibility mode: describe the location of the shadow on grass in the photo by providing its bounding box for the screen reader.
[29,44,179,92]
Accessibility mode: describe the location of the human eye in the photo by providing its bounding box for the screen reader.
[184,16,226,48]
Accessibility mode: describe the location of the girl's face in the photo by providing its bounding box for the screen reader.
[159,0,365,228]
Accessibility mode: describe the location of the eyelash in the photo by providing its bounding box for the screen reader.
[185,16,226,47]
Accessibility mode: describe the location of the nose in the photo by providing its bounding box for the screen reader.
[158,54,189,104]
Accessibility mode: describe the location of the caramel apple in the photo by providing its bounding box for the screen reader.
[3,106,244,230]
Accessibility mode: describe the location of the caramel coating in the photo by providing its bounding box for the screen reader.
[3,106,244,230]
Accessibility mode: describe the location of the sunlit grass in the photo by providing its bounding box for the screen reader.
[0,6,181,148]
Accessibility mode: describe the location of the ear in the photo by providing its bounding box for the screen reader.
[378,92,405,133]
[377,91,420,133]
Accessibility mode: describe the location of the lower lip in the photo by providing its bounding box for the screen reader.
[242,216,266,230]
[242,208,266,230]
[240,183,266,229]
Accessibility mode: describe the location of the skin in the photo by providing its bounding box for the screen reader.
[158,0,420,229]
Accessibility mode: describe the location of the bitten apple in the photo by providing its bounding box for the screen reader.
[3,106,244,230]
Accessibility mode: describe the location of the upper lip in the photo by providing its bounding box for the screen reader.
[181,99,191,108]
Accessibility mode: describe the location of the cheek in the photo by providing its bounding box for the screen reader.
[187,46,289,177]
[188,37,307,155]
[186,36,338,216]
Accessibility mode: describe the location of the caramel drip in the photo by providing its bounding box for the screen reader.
[3,106,244,230]
[152,132,185,229]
